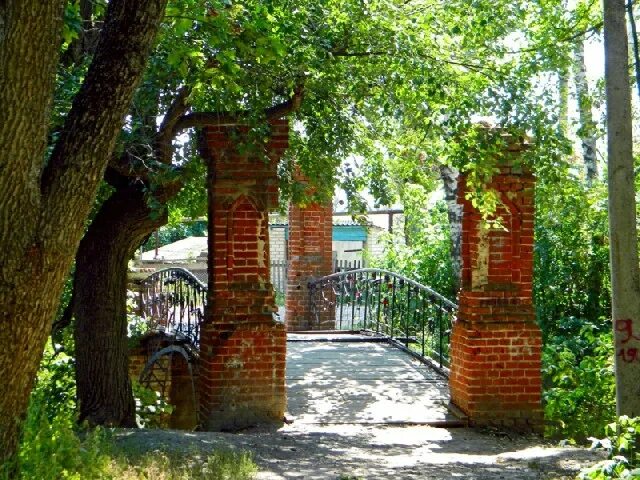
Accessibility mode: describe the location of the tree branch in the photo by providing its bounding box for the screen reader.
[331,48,495,76]
[172,84,304,134]
[108,83,304,194]
[158,86,192,137]
[504,22,603,55]
[154,85,193,165]
[40,0,169,249]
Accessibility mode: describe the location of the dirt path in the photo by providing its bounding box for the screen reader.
[117,335,604,478]
[116,424,605,479]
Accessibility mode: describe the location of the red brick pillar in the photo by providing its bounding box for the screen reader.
[199,120,288,430]
[285,173,333,331]
[449,141,542,432]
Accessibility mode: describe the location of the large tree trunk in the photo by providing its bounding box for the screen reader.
[74,183,166,426]
[574,40,598,184]
[0,0,167,465]
[604,0,640,416]
[0,2,66,468]
[72,89,193,427]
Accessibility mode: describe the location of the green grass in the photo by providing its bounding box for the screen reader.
[107,449,257,480]
[3,418,257,480]
[2,339,258,479]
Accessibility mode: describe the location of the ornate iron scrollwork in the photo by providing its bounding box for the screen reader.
[139,268,206,347]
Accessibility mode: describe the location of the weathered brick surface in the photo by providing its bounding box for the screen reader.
[199,120,288,430]
[449,143,543,432]
[285,171,333,331]
[129,338,199,430]
[128,347,147,383]
[199,323,286,429]
[169,354,198,430]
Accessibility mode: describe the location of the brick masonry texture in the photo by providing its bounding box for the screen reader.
[285,171,334,331]
[199,120,288,430]
[448,142,543,432]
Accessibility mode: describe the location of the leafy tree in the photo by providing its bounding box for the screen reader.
[68,0,579,426]
[535,175,610,339]
[0,0,168,464]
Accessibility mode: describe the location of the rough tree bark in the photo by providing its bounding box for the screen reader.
[0,1,66,469]
[603,0,640,416]
[74,180,169,426]
[0,0,167,465]
[72,84,192,427]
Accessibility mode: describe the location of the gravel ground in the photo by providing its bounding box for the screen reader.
[115,423,606,480]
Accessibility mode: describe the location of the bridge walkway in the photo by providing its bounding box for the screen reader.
[286,333,465,426]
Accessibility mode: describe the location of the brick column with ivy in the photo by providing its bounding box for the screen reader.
[448,139,543,432]
[199,120,288,430]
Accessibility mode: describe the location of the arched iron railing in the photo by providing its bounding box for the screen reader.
[308,268,457,369]
[138,268,207,347]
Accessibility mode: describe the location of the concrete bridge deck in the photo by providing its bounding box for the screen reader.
[285,333,465,426]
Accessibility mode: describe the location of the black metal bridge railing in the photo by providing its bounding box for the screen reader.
[138,267,207,348]
[137,267,457,374]
[308,268,457,371]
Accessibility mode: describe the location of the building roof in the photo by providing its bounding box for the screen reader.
[141,236,207,262]
[142,219,380,262]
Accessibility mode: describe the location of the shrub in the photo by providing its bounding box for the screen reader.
[543,321,615,441]
[579,416,640,479]
[2,340,257,479]
[108,449,257,479]
[132,381,174,429]
[1,342,113,479]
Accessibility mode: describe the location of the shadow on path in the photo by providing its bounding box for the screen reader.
[116,425,605,480]
[115,335,603,479]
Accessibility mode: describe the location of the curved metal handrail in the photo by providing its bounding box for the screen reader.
[309,268,458,310]
[138,267,207,348]
[308,268,457,370]
[141,267,208,291]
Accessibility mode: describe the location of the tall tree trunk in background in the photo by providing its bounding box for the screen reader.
[574,40,599,184]
[74,183,167,427]
[72,88,192,427]
[627,0,640,100]
[574,39,605,318]
[603,0,640,416]
[558,69,570,136]
[439,165,462,292]
[61,0,97,65]
[559,0,570,138]
[0,0,167,465]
